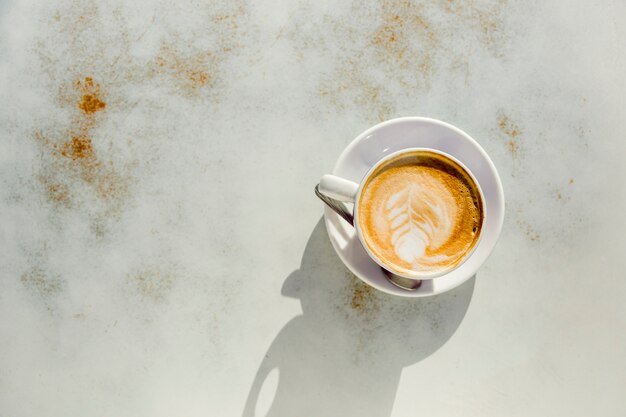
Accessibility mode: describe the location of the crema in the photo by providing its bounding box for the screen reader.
[358,150,484,276]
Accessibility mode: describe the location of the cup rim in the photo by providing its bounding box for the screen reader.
[352,147,487,280]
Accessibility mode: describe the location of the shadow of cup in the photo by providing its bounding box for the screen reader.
[243,218,475,417]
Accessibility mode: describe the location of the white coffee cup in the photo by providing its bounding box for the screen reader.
[318,147,486,282]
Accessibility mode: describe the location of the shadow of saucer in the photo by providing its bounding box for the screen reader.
[242,218,476,417]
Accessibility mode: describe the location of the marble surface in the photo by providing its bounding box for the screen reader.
[1,0,625,416]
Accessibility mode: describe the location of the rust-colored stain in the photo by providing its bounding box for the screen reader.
[28,0,253,244]
[556,190,563,200]
[351,281,374,310]
[371,12,437,72]
[286,0,509,121]
[189,71,209,85]
[39,0,252,97]
[349,277,380,318]
[77,77,106,114]
[20,267,63,298]
[212,6,246,29]
[128,267,176,302]
[318,65,395,122]
[60,134,96,161]
[498,114,521,137]
[42,180,71,207]
[313,1,440,120]
[498,114,521,158]
[28,0,256,245]
[439,0,507,49]
[148,4,250,96]
[34,76,130,212]
[517,219,540,242]
[153,47,214,92]
[507,139,519,158]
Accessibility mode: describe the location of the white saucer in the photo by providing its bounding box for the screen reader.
[323,117,505,297]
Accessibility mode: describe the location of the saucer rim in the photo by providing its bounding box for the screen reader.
[323,117,505,297]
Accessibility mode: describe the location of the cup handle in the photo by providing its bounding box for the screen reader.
[315,175,359,226]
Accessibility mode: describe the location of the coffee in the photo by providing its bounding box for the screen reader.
[357,150,484,276]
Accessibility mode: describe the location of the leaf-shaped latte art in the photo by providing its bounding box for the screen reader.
[385,184,453,265]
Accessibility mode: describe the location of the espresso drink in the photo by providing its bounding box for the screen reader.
[358,150,484,276]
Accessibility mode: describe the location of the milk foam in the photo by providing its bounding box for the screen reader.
[386,183,454,270]
[358,151,483,275]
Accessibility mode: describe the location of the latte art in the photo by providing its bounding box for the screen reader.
[386,183,454,269]
[358,151,483,276]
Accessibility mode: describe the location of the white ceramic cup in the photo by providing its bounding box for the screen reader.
[318,147,486,281]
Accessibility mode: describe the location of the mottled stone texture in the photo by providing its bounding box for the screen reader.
[1,0,625,416]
